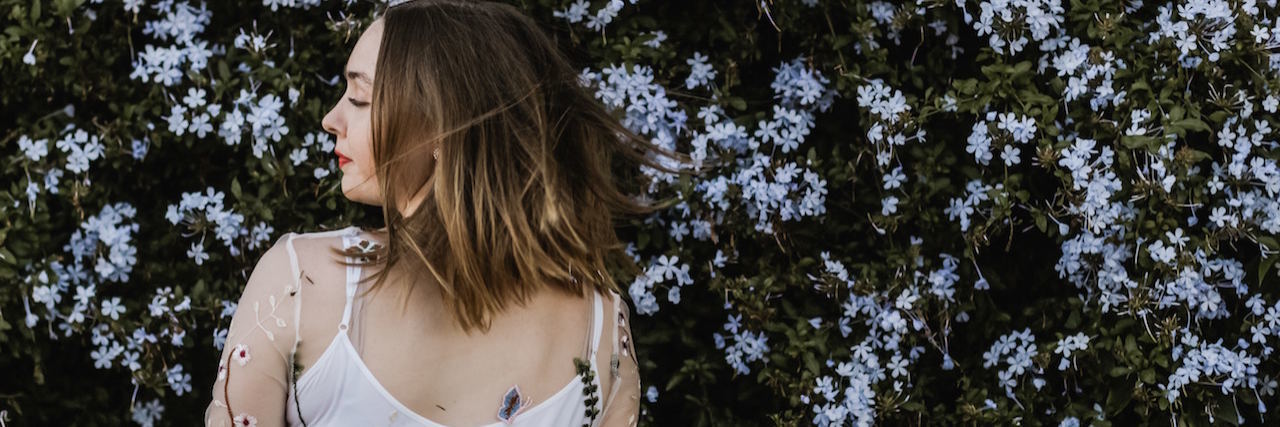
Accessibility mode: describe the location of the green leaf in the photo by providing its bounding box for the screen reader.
[0,247,16,267]
[726,96,747,112]
[1121,135,1159,150]
[803,351,819,375]
[1105,379,1133,414]
[1140,368,1156,384]
[52,0,86,17]
[1129,80,1150,94]
[1260,255,1279,285]
[1012,60,1032,74]
[1170,118,1210,134]
[1183,149,1212,163]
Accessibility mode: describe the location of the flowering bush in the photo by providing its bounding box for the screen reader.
[3,0,1280,425]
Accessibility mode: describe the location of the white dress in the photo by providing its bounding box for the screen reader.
[205,226,639,427]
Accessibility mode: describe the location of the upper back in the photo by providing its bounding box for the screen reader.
[284,226,618,426]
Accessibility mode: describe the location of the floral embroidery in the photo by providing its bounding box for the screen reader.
[618,311,632,360]
[615,297,636,380]
[574,357,600,426]
[232,344,252,366]
[217,358,227,382]
[223,289,290,345]
[343,238,385,263]
[233,412,258,426]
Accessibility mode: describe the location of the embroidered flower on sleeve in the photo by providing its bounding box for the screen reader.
[233,413,258,427]
[232,343,252,366]
[217,358,227,382]
[344,238,386,263]
[618,311,632,359]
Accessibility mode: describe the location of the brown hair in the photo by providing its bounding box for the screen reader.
[329,0,700,333]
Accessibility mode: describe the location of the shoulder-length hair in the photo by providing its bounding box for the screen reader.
[330,0,699,333]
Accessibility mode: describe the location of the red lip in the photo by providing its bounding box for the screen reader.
[336,147,352,168]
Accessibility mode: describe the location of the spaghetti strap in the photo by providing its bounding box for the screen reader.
[283,233,305,379]
[338,231,363,331]
[276,227,619,426]
[589,289,604,360]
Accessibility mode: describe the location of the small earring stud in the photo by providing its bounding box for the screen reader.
[432,148,440,159]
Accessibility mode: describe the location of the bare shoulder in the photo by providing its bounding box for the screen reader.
[280,227,369,292]
[227,232,305,309]
[596,287,640,426]
[281,228,368,375]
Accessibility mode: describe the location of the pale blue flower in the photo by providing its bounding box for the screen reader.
[101,297,126,320]
[881,196,899,216]
[684,52,716,90]
[91,345,115,369]
[18,135,49,161]
[186,241,209,265]
[883,166,906,189]
[23,39,37,65]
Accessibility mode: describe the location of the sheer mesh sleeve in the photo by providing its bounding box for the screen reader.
[204,233,303,427]
[599,290,640,427]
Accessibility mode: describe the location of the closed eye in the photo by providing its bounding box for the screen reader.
[348,98,369,107]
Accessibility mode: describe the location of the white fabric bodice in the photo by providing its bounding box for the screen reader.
[283,227,605,426]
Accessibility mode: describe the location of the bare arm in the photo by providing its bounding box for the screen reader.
[204,234,301,427]
[598,291,641,427]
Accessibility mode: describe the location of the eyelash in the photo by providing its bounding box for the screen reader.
[348,98,369,107]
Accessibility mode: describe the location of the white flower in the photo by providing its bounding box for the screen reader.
[233,413,258,427]
[232,343,252,366]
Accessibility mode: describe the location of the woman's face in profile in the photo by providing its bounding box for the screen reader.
[322,18,383,207]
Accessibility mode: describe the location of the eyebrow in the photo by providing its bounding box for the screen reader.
[345,69,373,85]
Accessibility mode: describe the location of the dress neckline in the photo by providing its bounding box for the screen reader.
[289,226,603,426]
[292,302,597,426]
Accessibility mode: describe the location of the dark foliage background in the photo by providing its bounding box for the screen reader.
[3,0,1280,426]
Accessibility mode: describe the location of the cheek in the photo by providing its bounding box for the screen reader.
[346,115,373,167]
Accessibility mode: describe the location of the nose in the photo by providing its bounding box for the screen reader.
[322,105,341,136]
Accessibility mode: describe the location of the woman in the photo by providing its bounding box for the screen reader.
[204,0,692,425]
